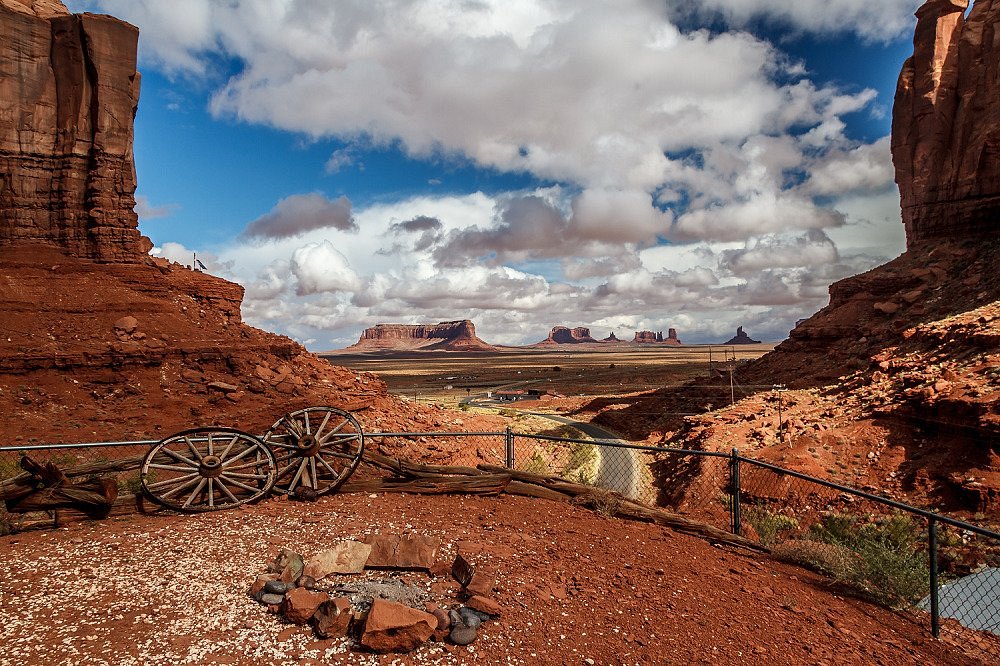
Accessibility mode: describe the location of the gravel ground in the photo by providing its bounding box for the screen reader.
[0,493,982,665]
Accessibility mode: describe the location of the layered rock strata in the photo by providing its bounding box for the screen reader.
[892,0,1000,246]
[349,320,495,352]
[0,0,150,262]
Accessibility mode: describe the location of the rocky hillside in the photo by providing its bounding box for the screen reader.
[655,0,1000,519]
[0,1,503,456]
[344,320,496,352]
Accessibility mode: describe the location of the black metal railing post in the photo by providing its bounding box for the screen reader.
[504,427,514,469]
[730,447,742,536]
[929,516,940,638]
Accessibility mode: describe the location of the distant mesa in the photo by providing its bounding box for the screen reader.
[347,320,495,352]
[634,329,681,345]
[603,332,619,342]
[543,326,597,344]
[724,327,761,345]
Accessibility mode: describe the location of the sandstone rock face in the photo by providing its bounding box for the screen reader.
[634,331,658,344]
[0,0,150,262]
[892,0,1000,247]
[603,331,619,342]
[544,326,597,344]
[724,327,761,345]
[347,320,495,352]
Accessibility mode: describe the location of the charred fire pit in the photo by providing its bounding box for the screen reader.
[249,534,501,654]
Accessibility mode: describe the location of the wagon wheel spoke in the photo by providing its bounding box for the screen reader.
[264,407,365,496]
[217,474,266,493]
[215,477,239,504]
[141,428,276,513]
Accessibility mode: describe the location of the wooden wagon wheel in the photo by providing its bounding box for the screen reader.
[263,406,365,497]
[140,428,277,512]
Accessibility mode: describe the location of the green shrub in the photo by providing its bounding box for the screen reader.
[746,508,799,546]
[803,512,928,608]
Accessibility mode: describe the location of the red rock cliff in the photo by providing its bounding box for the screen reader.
[348,320,496,351]
[892,0,1000,247]
[0,0,150,262]
[543,326,597,344]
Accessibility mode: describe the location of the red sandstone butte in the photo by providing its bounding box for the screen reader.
[540,326,598,344]
[345,320,496,352]
[892,0,1000,247]
[0,0,150,262]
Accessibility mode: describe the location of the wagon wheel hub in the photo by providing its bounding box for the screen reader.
[296,434,320,456]
[200,455,224,478]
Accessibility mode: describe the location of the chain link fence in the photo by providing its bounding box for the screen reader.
[2,430,998,660]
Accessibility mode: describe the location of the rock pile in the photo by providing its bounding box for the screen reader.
[249,536,503,654]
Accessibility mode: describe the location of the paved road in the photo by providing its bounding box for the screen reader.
[523,412,642,500]
[463,382,642,498]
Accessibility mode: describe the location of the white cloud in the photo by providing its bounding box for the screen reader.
[134,195,178,220]
[290,241,361,295]
[669,0,923,42]
[68,0,913,347]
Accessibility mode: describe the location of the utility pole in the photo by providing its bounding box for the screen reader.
[773,384,787,446]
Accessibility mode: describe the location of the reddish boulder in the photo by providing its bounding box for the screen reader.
[361,599,437,653]
[466,595,502,617]
[312,597,353,638]
[303,541,372,579]
[281,587,330,625]
[364,534,440,570]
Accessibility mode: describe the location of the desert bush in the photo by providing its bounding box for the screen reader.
[796,512,928,608]
[746,508,799,546]
[521,451,551,475]
[576,489,624,518]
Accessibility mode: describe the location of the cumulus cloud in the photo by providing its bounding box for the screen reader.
[243,193,357,240]
[802,137,896,197]
[672,194,846,243]
[290,241,361,295]
[720,231,839,275]
[68,0,912,347]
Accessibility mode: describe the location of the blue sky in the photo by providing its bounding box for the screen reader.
[69,0,927,349]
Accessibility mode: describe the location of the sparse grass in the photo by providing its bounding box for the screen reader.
[521,451,552,475]
[561,442,598,485]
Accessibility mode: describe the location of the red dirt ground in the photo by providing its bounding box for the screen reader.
[0,491,980,665]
